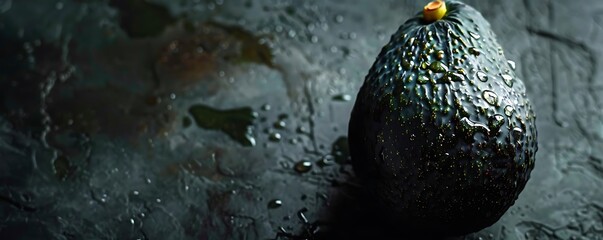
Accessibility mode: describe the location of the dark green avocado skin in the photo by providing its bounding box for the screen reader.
[348,0,537,236]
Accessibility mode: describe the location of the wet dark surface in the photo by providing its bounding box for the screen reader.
[0,0,602,239]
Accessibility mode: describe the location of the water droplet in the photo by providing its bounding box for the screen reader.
[468,47,481,56]
[274,120,286,129]
[348,32,357,39]
[317,155,335,167]
[287,30,297,38]
[401,59,414,70]
[333,94,352,101]
[449,72,465,82]
[482,90,498,105]
[439,72,464,83]
[501,74,513,87]
[504,105,514,117]
[408,37,416,46]
[261,104,271,111]
[429,61,448,73]
[488,114,505,131]
[512,127,523,139]
[294,161,312,173]
[417,75,430,84]
[469,31,481,39]
[296,126,309,134]
[477,71,488,82]
[420,61,429,70]
[507,60,516,70]
[268,199,283,209]
[297,208,309,223]
[460,117,490,138]
[269,132,282,142]
[436,50,445,60]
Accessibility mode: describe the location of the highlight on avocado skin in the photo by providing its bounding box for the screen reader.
[348,0,538,237]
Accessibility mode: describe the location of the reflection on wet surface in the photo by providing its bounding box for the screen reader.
[0,0,602,239]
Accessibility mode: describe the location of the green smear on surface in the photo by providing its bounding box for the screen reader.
[189,104,257,146]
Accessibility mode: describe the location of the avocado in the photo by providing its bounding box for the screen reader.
[348,0,537,236]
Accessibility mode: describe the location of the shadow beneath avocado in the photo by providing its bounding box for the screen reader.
[312,181,465,240]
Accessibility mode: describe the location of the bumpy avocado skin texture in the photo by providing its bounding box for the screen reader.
[348,1,537,236]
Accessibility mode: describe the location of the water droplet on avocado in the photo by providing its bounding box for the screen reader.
[488,114,505,131]
[296,126,309,134]
[447,72,465,82]
[455,67,467,75]
[261,104,271,111]
[418,75,430,84]
[501,74,513,87]
[268,199,283,209]
[436,50,445,60]
[482,90,498,105]
[460,117,490,137]
[269,132,282,142]
[402,59,414,70]
[504,105,514,117]
[498,48,504,55]
[469,31,481,40]
[507,60,516,70]
[420,62,429,70]
[469,47,481,56]
[317,155,336,167]
[189,104,257,146]
[439,72,464,83]
[477,72,488,82]
[274,120,287,129]
[333,94,352,102]
[512,127,523,139]
[429,61,448,73]
[294,161,313,173]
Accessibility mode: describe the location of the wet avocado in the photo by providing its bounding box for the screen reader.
[348,0,537,236]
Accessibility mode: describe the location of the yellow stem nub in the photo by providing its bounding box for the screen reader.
[423,0,447,22]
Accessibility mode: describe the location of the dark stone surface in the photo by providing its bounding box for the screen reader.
[0,0,601,239]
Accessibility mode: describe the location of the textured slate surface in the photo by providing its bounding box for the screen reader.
[0,0,601,239]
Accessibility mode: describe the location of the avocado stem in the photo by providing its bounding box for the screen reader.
[423,0,447,23]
